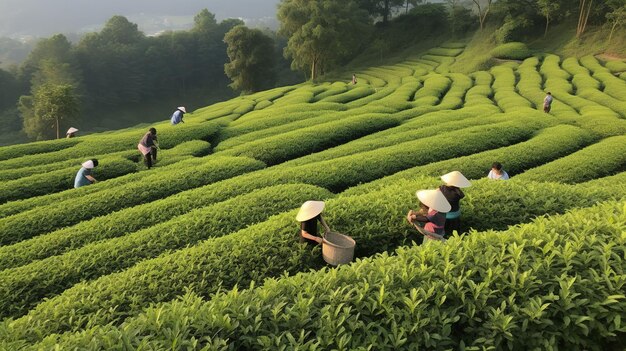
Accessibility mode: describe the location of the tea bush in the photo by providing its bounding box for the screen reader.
[0,140,214,218]
[3,178,624,345]
[0,138,79,161]
[0,120,221,171]
[0,156,265,245]
[0,156,137,203]
[0,183,332,319]
[346,124,594,195]
[217,113,400,165]
[34,201,626,351]
[516,135,626,184]
[490,42,531,60]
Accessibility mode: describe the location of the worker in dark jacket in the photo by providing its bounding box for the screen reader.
[296,201,330,245]
[138,128,158,169]
[439,171,472,236]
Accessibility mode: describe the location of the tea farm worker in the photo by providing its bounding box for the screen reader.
[407,189,451,240]
[138,127,158,169]
[296,200,330,245]
[439,171,471,236]
[170,106,186,125]
[487,161,509,180]
[543,92,553,113]
[66,127,78,138]
[351,74,357,85]
[74,159,98,188]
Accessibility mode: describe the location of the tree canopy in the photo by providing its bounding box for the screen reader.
[278,0,372,80]
[224,25,276,93]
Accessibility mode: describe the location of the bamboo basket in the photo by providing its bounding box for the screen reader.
[322,231,356,266]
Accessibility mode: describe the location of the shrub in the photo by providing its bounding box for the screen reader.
[0,120,221,171]
[0,156,265,245]
[34,201,626,350]
[490,42,531,60]
[318,86,375,104]
[0,138,79,161]
[345,124,595,195]
[217,113,401,165]
[0,184,332,319]
[0,156,137,203]
[5,179,625,345]
[516,136,626,184]
[605,60,626,73]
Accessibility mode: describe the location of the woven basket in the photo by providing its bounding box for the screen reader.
[322,231,356,266]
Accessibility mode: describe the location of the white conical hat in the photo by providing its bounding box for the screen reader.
[296,201,325,221]
[441,171,471,188]
[67,127,78,134]
[81,160,95,169]
[177,106,187,113]
[416,189,451,213]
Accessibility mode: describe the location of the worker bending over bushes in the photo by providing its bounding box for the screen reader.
[74,159,98,188]
[407,189,451,241]
[138,128,158,169]
[296,201,329,245]
[439,171,471,236]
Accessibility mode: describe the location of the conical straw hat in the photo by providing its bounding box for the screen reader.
[178,106,187,113]
[67,127,78,134]
[416,189,451,213]
[81,160,95,169]
[296,201,325,221]
[441,171,471,188]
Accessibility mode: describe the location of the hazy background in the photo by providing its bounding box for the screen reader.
[0,0,280,39]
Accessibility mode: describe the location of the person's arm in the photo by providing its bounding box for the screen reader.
[85,175,96,183]
[319,215,331,233]
[407,210,428,224]
[301,230,323,244]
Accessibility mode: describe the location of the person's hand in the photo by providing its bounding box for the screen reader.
[406,210,416,224]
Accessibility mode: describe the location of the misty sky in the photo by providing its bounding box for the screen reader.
[0,0,280,38]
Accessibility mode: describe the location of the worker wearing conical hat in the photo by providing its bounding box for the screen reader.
[407,189,451,241]
[296,201,330,245]
[439,171,471,236]
[170,106,186,125]
[74,159,98,188]
[66,127,78,138]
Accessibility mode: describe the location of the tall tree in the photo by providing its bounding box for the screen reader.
[224,25,276,93]
[357,0,406,24]
[472,0,493,30]
[22,84,79,140]
[537,0,560,36]
[278,0,371,80]
[577,0,594,38]
[606,0,626,43]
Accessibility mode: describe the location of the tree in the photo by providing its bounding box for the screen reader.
[537,0,560,36]
[224,25,276,93]
[606,0,626,43]
[356,0,405,24]
[22,84,79,140]
[278,0,371,80]
[577,0,594,38]
[471,0,493,30]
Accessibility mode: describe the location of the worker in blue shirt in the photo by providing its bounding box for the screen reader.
[170,106,186,125]
[74,159,98,188]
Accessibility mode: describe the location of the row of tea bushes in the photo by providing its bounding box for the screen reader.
[0,155,137,204]
[0,184,332,319]
[281,108,506,167]
[3,177,624,345]
[34,201,625,350]
[580,55,626,101]
[0,140,213,218]
[0,138,79,161]
[0,156,265,245]
[0,120,222,171]
[0,158,265,272]
[515,135,626,184]
[217,113,401,165]
[345,124,595,196]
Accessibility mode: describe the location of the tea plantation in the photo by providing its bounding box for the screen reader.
[0,40,625,350]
